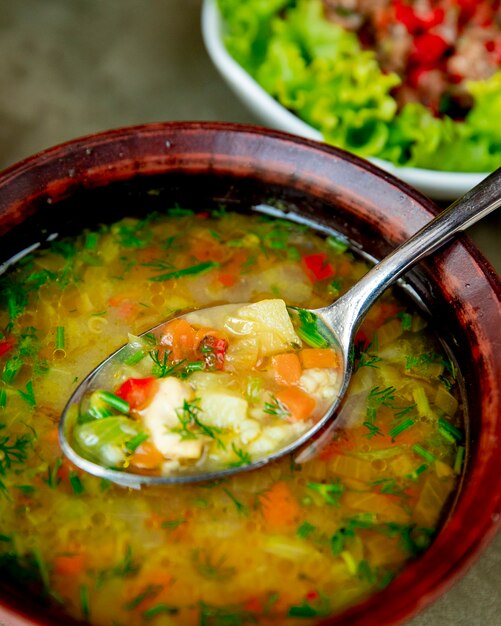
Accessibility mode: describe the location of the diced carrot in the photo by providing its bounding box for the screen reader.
[108,294,140,320]
[53,554,86,576]
[276,387,316,422]
[128,441,164,471]
[299,348,340,369]
[160,318,196,361]
[116,377,158,411]
[218,272,237,287]
[244,597,263,613]
[271,352,302,385]
[191,237,226,262]
[259,481,300,528]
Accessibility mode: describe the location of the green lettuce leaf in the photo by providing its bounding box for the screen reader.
[218,0,501,172]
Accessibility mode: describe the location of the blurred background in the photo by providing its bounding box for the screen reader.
[0,1,499,624]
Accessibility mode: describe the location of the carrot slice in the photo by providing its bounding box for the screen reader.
[259,481,300,528]
[299,348,340,369]
[160,318,196,361]
[128,441,164,471]
[276,387,316,422]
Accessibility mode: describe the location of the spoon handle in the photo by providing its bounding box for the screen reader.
[298,169,501,466]
[321,167,501,350]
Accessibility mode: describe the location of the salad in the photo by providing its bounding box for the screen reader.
[217,0,501,172]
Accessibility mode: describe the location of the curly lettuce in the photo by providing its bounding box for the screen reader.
[218,0,501,172]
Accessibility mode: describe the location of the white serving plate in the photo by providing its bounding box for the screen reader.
[201,0,489,200]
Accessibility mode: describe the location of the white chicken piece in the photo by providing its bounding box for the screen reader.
[138,377,205,460]
[299,368,339,400]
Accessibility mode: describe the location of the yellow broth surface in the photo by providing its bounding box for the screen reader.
[0,207,464,625]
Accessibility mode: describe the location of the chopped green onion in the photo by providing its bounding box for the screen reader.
[32,546,50,592]
[307,481,344,505]
[297,521,316,539]
[2,356,23,384]
[167,207,194,217]
[80,585,90,621]
[412,444,436,464]
[407,463,428,481]
[15,484,36,495]
[69,470,84,494]
[95,391,130,414]
[388,418,415,439]
[399,312,413,331]
[326,234,349,254]
[55,326,65,350]
[438,417,463,443]
[149,261,218,282]
[287,246,301,261]
[18,380,36,407]
[454,446,465,474]
[84,232,99,249]
[0,388,7,409]
[287,307,331,349]
[184,361,206,373]
[143,603,178,620]
[327,279,342,297]
[222,487,248,514]
[161,519,186,530]
[125,432,149,453]
[47,458,63,488]
[123,349,147,366]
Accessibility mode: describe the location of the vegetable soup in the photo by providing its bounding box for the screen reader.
[0,206,465,625]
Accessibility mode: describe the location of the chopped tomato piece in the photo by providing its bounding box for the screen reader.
[116,377,157,411]
[276,387,316,422]
[271,353,302,385]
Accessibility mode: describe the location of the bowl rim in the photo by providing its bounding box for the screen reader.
[0,121,499,626]
[201,0,490,200]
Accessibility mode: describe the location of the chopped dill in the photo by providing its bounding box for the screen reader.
[263,395,290,419]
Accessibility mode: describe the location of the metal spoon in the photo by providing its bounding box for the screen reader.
[59,168,501,487]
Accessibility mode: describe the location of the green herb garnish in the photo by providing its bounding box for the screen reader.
[149,261,218,282]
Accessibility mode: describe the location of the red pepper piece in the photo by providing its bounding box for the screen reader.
[411,33,450,66]
[302,253,335,282]
[198,334,228,370]
[0,337,15,358]
[115,377,157,411]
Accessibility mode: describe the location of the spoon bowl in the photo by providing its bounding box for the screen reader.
[59,167,501,487]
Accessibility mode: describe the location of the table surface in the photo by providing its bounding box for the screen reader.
[0,1,499,625]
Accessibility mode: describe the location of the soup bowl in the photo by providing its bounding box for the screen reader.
[0,122,499,626]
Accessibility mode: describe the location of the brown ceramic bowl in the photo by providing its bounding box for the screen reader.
[0,122,500,626]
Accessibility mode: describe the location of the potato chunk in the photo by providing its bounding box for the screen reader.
[223,299,301,357]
